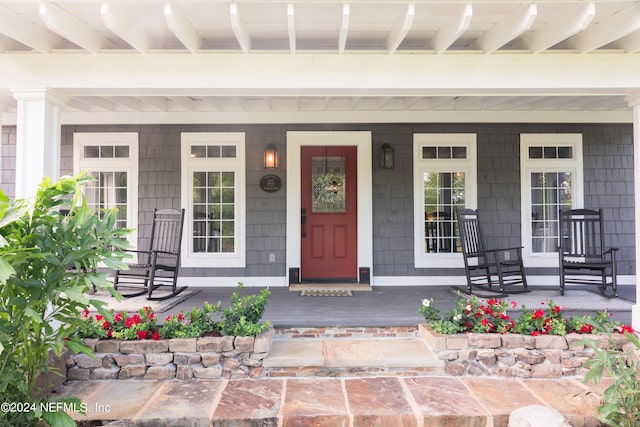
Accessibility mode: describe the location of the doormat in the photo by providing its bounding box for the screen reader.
[300,289,354,297]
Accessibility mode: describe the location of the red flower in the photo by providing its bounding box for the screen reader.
[82,309,90,318]
[125,317,133,328]
[510,301,518,309]
[114,312,123,322]
[481,318,489,326]
[102,321,111,330]
[499,313,510,320]
[151,331,160,340]
[95,314,104,322]
[552,306,561,314]
[165,315,172,322]
[137,330,149,340]
[149,312,155,321]
[177,313,184,321]
[532,331,539,336]
[620,325,635,334]
[580,324,594,334]
[132,314,141,324]
[107,330,112,338]
[533,309,544,319]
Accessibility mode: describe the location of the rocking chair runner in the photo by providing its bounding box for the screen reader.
[457,209,528,294]
[558,208,618,297]
[114,208,187,300]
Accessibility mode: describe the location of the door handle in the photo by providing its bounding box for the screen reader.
[301,208,307,238]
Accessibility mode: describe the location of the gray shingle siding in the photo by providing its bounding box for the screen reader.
[0,122,635,278]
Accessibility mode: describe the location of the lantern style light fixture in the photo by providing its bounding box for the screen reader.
[380,143,395,169]
[264,143,278,169]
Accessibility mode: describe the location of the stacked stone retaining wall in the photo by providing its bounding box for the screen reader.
[67,327,274,381]
[419,324,635,378]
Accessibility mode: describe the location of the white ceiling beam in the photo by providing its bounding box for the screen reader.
[386,3,414,54]
[404,97,427,109]
[287,3,296,54]
[620,31,640,53]
[428,96,455,109]
[0,5,53,53]
[230,3,251,54]
[65,98,93,112]
[137,96,168,111]
[478,4,537,54]
[171,96,198,111]
[338,4,350,54]
[38,2,107,53]
[164,2,201,54]
[377,97,393,109]
[432,4,472,54]
[105,96,142,111]
[101,2,149,53]
[81,96,117,111]
[526,3,594,54]
[573,3,640,53]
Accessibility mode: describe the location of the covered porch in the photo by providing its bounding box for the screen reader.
[0,0,640,327]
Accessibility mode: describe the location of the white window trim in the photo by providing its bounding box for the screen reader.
[520,133,584,267]
[181,132,246,268]
[73,132,139,248]
[413,133,477,269]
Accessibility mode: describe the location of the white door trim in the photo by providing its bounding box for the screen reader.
[286,131,373,283]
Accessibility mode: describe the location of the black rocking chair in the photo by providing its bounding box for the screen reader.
[114,208,187,300]
[558,208,618,298]
[457,208,528,295]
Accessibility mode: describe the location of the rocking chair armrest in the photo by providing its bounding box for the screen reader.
[151,249,179,256]
[484,246,524,254]
[123,249,151,256]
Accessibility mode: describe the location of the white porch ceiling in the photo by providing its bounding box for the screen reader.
[0,0,639,117]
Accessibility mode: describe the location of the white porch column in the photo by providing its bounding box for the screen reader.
[12,88,67,198]
[630,96,640,331]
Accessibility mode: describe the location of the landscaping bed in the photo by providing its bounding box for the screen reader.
[419,323,635,378]
[67,327,275,381]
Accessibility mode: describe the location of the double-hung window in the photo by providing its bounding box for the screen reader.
[73,132,139,246]
[181,132,246,268]
[520,134,583,267]
[413,134,477,268]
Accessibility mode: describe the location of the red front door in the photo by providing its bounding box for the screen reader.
[301,146,358,282]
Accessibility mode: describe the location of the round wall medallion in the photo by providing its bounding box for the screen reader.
[260,174,282,193]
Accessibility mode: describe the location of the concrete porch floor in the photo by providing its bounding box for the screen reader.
[163,284,636,328]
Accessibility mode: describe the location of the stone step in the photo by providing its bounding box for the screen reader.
[262,337,445,377]
[64,376,602,427]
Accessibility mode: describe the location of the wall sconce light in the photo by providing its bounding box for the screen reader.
[380,143,394,169]
[264,144,278,169]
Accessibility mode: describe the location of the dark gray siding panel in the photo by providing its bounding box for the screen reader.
[0,122,635,278]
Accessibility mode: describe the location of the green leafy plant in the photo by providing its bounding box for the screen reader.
[0,173,129,427]
[221,283,271,336]
[161,301,221,339]
[567,309,622,335]
[584,332,640,427]
[512,300,566,336]
[426,296,515,334]
[420,296,632,337]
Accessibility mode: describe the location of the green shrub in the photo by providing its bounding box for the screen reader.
[221,283,271,336]
[584,332,640,427]
[161,301,221,339]
[0,174,129,426]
